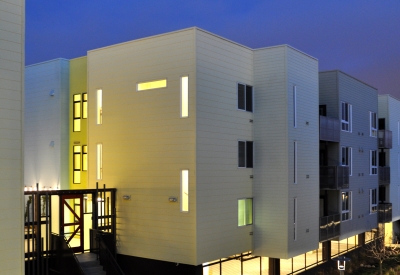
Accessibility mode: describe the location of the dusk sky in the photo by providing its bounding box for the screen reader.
[26,1,400,98]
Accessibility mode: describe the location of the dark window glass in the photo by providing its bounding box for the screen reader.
[246,141,253,168]
[246,86,253,112]
[238,141,246,167]
[238,84,245,110]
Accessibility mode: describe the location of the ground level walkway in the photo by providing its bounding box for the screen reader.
[76,252,106,275]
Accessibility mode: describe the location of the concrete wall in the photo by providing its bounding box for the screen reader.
[0,0,24,273]
[87,28,197,265]
[25,59,70,190]
[253,46,319,259]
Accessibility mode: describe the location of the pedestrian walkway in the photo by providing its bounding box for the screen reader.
[76,253,106,275]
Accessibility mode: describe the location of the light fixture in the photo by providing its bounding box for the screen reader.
[169,197,177,202]
[49,141,54,147]
[49,90,55,96]
[123,195,131,200]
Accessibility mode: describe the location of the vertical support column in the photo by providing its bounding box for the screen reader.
[358,232,365,246]
[322,241,331,261]
[268,258,280,275]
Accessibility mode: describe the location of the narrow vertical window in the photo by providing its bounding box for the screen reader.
[82,93,88,119]
[294,141,297,184]
[82,145,88,171]
[97,89,102,125]
[341,191,352,221]
[341,102,352,132]
[341,146,352,176]
[181,170,189,212]
[181,76,189,118]
[238,198,253,226]
[238,141,253,168]
[237,83,253,112]
[96,144,103,180]
[293,86,297,128]
[369,189,377,213]
[370,150,377,175]
[370,112,377,137]
[73,146,81,183]
[294,198,297,241]
[73,94,81,132]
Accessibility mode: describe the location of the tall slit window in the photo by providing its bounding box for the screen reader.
[341,146,352,176]
[370,112,377,137]
[97,89,102,125]
[238,141,253,168]
[82,145,88,171]
[294,141,297,184]
[370,150,377,175]
[293,86,297,128]
[341,102,352,132]
[238,198,253,226]
[73,94,81,132]
[96,144,103,180]
[370,189,377,213]
[82,93,88,119]
[181,170,189,212]
[181,76,189,118]
[341,191,351,221]
[73,146,81,184]
[294,198,297,241]
[238,83,253,112]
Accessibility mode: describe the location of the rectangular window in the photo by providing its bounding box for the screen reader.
[181,76,189,118]
[137,79,167,91]
[97,89,102,125]
[370,150,377,175]
[341,191,352,221]
[96,144,103,180]
[293,86,297,128]
[294,141,297,184]
[73,146,81,184]
[238,141,253,168]
[238,198,253,226]
[82,145,88,171]
[181,170,189,212]
[341,146,352,176]
[237,83,253,112]
[73,94,81,132]
[82,93,88,119]
[370,112,377,137]
[370,188,377,213]
[341,102,352,132]
[294,198,297,241]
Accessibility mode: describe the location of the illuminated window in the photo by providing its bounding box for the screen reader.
[73,94,81,132]
[238,83,253,112]
[137,79,167,91]
[238,141,253,168]
[238,198,253,226]
[97,89,102,125]
[181,76,189,118]
[341,191,351,221]
[370,150,377,175]
[341,146,352,176]
[370,189,377,213]
[73,146,81,184]
[97,144,103,180]
[181,170,189,212]
[341,102,352,132]
[82,93,88,119]
[370,112,377,137]
[82,145,88,171]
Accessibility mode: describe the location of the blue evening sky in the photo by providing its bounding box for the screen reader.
[26,0,400,97]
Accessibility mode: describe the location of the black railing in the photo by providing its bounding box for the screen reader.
[48,234,84,275]
[319,214,340,242]
[320,166,349,189]
[378,130,392,149]
[94,231,125,275]
[319,116,340,142]
[378,203,392,223]
[379,166,390,185]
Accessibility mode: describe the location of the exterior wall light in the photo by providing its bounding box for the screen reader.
[169,197,177,202]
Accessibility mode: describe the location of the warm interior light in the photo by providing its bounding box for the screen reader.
[181,170,189,212]
[181,76,188,117]
[137,79,167,91]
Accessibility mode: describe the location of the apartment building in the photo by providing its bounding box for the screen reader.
[378,95,400,239]
[0,0,25,274]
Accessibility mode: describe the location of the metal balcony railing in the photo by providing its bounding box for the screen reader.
[320,166,349,189]
[320,116,340,142]
[379,130,392,149]
[379,166,390,185]
[319,214,341,242]
[378,203,392,223]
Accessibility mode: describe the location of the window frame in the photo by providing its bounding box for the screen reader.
[370,111,377,137]
[180,76,189,118]
[370,150,377,175]
[97,89,102,125]
[238,140,253,168]
[341,102,352,132]
[293,86,297,128]
[237,83,253,112]
[370,188,377,214]
[341,191,352,221]
[82,145,88,171]
[73,94,81,132]
[238,198,253,226]
[73,146,81,184]
[82,93,88,119]
[341,146,352,176]
[294,141,297,184]
[96,143,103,180]
[181,169,189,213]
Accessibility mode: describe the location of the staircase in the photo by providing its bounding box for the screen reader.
[76,253,106,275]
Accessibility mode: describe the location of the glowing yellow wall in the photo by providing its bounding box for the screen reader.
[69,57,88,189]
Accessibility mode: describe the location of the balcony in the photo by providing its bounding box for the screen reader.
[379,166,390,185]
[379,130,392,149]
[320,116,340,142]
[320,166,349,189]
[319,214,340,242]
[378,203,392,223]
